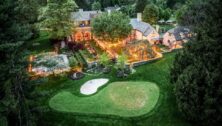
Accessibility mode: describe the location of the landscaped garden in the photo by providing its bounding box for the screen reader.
[33,51,192,126]
[2,0,222,125]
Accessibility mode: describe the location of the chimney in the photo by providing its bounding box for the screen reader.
[137,13,142,22]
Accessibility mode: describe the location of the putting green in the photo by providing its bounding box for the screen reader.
[49,81,160,117]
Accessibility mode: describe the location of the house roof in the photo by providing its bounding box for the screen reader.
[168,26,190,41]
[130,18,156,37]
[71,10,101,21]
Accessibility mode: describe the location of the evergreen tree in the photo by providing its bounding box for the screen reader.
[166,0,188,9]
[92,1,101,10]
[135,0,148,13]
[98,0,113,9]
[120,5,136,17]
[37,0,48,6]
[171,0,222,125]
[17,0,40,38]
[75,0,90,10]
[0,0,38,125]
[39,0,78,40]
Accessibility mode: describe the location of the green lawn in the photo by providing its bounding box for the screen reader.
[49,81,159,117]
[34,52,193,126]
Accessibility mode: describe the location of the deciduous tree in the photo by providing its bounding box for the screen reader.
[99,53,110,67]
[92,1,101,10]
[163,8,171,21]
[120,5,136,17]
[142,4,159,25]
[92,12,132,43]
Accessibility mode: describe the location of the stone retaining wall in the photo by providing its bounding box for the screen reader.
[130,57,162,67]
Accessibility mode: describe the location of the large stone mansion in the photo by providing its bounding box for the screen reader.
[70,9,160,45]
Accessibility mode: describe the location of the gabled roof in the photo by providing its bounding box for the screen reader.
[71,10,101,21]
[168,26,190,41]
[130,19,156,37]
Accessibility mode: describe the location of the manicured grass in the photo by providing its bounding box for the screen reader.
[49,81,159,117]
[35,52,192,126]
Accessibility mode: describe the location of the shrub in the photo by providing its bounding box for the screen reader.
[67,42,84,52]
[69,56,77,67]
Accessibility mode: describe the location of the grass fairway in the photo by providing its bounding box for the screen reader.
[49,82,160,117]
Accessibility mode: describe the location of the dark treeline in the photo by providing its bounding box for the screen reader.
[0,0,40,125]
[171,0,222,125]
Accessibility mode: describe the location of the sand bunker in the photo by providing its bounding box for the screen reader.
[80,78,109,95]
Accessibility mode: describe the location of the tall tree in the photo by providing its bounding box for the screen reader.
[119,5,136,17]
[162,8,171,21]
[17,0,40,38]
[151,0,167,8]
[117,0,135,5]
[135,0,148,13]
[75,0,90,10]
[39,0,77,40]
[92,1,101,10]
[0,0,38,125]
[175,0,192,23]
[166,0,187,9]
[99,0,113,8]
[92,12,132,43]
[142,4,159,25]
[170,0,222,125]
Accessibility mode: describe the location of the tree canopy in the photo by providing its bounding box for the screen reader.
[39,0,77,40]
[92,12,132,43]
[135,0,148,13]
[142,4,159,25]
[115,53,128,70]
[119,5,136,18]
[92,1,101,10]
[99,53,110,67]
[170,0,222,125]
[161,8,171,21]
[0,0,39,125]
